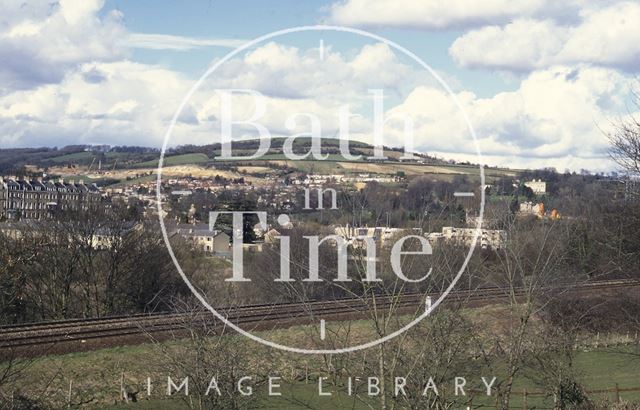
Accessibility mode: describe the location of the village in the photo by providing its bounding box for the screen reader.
[0,171,566,258]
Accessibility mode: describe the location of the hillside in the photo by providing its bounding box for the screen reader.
[0,139,519,185]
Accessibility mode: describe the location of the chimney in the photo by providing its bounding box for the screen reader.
[58,178,64,184]
[79,179,84,185]
[37,176,43,182]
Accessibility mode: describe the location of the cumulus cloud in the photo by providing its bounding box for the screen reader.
[0,61,191,148]
[0,35,632,171]
[0,40,418,149]
[0,0,126,92]
[450,2,640,71]
[0,0,634,173]
[207,42,422,100]
[384,66,632,172]
[0,0,245,93]
[327,0,582,30]
[193,48,632,171]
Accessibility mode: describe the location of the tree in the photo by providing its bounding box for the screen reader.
[607,91,640,174]
[143,301,264,410]
[485,218,576,409]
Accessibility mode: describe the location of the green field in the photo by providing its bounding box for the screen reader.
[95,349,640,409]
[136,153,209,167]
[49,151,131,164]
[4,307,639,410]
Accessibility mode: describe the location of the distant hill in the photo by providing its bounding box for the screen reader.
[0,138,446,174]
[0,146,159,174]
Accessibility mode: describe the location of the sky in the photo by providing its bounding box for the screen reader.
[1,0,639,172]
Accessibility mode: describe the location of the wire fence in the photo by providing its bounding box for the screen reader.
[465,384,640,409]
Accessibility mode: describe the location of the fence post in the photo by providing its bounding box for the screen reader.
[615,383,620,403]
[121,372,128,403]
[67,379,73,408]
[523,388,528,410]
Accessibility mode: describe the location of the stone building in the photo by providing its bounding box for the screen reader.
[524,179,547,194]
[0,177,100,220]
[427,226,506,250]
[172,223,231,256]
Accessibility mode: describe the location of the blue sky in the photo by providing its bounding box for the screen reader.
[102,0,511,97]
[1,0,640,172]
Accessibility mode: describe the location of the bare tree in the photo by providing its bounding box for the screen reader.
[607,90,640,174]
[485,218,574,409]
[143,300,266,410]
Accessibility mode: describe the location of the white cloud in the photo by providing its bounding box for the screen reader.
[123,33,246,51]
[0,0,126,91]
[0,39,631,171]
[384,66,632,172]
[0,0,633,172]
[0,0,244,93]
[204,41,424,100]
[0,61,191,148]
[327,0,581,30]
[450,2,640,71]
[192,48,632,171]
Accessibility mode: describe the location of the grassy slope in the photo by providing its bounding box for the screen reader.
[136,153,209,167]
[48,151,132,164]
[96,349,640,410]
[7,307,639,410]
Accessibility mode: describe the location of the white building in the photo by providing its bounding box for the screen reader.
[334,225,404,248]
[524,179,546,194]
[173,223,230,256]
[519,201,544,217]
[426,226,506,250]
[302,174,400,186]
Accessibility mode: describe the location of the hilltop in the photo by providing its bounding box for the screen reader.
[0,138,519,186]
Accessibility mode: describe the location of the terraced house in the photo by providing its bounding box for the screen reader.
[0,177,101,220]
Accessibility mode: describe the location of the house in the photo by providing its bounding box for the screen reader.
[0,220,141,250]
[91,222,141,250]
[426,227,506,250]
[519,202,545,217]
[524,179,546,195]
[0,176,100,220]
[173,223,231,256]
[0,179,6,220]
[0,220,39,240]
[264,228,281,244]
[334,225,404,248]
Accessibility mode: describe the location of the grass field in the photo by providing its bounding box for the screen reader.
[264,159,516,180]
[96,349,640,409]
[4,304,639,409]
[48,151,133,164]
[35,147,520,188]
[136,153,209,168]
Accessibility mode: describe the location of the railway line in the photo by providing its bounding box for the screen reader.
[0,279,636,357]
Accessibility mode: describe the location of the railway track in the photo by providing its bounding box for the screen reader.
[0,279,636,357]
